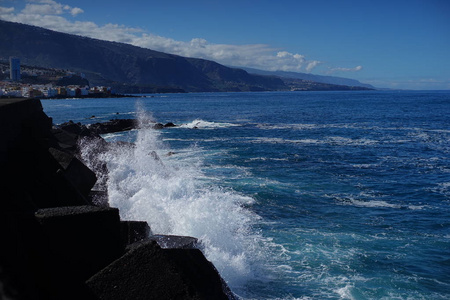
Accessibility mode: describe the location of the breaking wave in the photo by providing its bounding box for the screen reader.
[80,108,269,294]
[179,119,240,129]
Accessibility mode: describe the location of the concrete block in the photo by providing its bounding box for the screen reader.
[88,190,109,207]
[49,147,97,197]
[120,221,151,246]
[35,206,124,279]
[150,234,198,249]
[86,240,233,300]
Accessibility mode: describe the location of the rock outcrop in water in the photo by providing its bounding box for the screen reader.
[0,98,235,299]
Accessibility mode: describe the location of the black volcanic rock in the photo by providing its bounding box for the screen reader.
[0,20,287,93]
[87,119,136,134]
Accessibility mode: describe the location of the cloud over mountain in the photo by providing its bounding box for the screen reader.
[0,0,323,73]
[327,65,363,74]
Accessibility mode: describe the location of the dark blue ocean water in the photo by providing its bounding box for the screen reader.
[42,91,450,300]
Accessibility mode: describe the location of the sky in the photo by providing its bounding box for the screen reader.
[0,0,449,90]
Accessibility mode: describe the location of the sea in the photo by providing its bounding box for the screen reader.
[41,91,450,300]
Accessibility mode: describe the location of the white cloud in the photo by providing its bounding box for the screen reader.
[22,3,62,15]
[20,0,83,16]
[70,7,83,16]
[327,65,363,74]
[0,6,14,14]
[306,60,321,72]
[0,1,327,73]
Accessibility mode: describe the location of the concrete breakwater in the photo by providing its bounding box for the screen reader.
[0,98,235,299]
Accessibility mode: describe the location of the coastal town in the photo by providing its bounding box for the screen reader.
[0,57,113,98]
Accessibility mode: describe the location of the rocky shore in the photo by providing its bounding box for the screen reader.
[0,98,235,299]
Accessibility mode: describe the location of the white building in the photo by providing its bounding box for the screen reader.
[21,86,30,97]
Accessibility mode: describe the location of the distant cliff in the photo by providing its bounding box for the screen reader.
[239,67,375,89]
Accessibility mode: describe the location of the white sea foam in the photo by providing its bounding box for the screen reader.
[179,119,239,129]
[348,200,401,208]
[246,136,379,146]
[81,108,268,292]
[431,182,450,196]
[330,194,402,209]
[256,123,362,131]
[351,163,377,169]
[52,104,73,108]
[335,284,356,300]
[326,136,378,146]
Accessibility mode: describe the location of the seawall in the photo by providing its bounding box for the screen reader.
[0,98,235,299]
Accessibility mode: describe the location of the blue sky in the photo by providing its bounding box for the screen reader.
[1,0,449,89]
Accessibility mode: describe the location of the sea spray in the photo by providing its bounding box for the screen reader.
[79,106,268,292]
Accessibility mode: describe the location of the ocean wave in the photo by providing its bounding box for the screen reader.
[178,119,240,129]
[326,136,378,146]
[255,123,361,131]
[248,157,289,162]
[109,111,135,116]
[101,132,127,140]
[245,136,378,146]
[343,199,401,208]
[351,163,378,169]
[51,103,73,108]
[332,195,431,210]
[430,182,450,196]
[80,108,271,294]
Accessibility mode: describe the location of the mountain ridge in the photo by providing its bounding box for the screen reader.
[0,20,373,93]
[238,67,374,89]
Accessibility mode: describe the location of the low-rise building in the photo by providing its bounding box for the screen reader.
[67,88,76,97]
[80,86,89,96]
[29,89,44,98]
[4,89,23,97]
[57,87,67,96]
[43,87,58,97]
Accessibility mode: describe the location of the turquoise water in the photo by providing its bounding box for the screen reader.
[42,91,450,299]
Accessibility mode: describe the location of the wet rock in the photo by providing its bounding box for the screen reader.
[87,119,135,134]
[153,123,164,129]
[58,120,90,136]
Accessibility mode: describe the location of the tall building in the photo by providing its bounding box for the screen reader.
[10,57,21,81]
